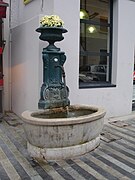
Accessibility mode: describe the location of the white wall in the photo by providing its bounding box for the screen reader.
[10,0,135,118]
[11,0,54,28]
[11,17,40,115]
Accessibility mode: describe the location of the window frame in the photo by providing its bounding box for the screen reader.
[79,0,114,88]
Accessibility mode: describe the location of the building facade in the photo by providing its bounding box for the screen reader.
[2,0,135,118]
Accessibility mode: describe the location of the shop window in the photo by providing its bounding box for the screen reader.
[79,0,113,88]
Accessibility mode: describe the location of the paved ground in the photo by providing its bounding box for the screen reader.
[1,113,135,179]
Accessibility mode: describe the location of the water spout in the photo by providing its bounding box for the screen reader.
[55,65,69,109]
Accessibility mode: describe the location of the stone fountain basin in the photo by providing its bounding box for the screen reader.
[22,105,106,160]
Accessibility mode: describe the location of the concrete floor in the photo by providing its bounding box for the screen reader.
[1,112,135,179]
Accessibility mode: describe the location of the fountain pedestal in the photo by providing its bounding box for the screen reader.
[38,49,70,109]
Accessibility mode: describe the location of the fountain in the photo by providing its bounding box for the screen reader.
[22,15,106,160]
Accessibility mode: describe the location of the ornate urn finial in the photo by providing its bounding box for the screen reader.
[36,15,67,51]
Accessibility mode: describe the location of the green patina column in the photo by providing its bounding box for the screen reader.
[36,27,70,109]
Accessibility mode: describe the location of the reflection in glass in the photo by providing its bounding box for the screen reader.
[79,55,109,83]
[80,23,109,53]
[80,0,109,23]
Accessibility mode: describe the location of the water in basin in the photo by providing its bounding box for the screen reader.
[31,106,97,119]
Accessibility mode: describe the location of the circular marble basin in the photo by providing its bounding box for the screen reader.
[22,105,106,160]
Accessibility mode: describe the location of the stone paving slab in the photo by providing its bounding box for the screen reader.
[0,113,135,179]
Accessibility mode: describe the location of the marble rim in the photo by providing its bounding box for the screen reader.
[21,105,106,126]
